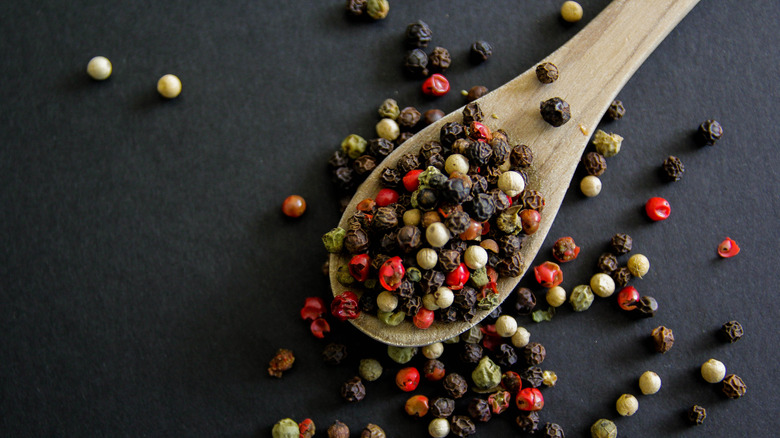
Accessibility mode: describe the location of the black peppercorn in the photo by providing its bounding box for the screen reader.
[404,48,429,77]
[465,193,495,222]
[582,151,607,176]
[359,290,378,313]
[467,398,492,422]
[397,106,421,131]
[368,138,395,158]
[450,415,476,437]
[400,295,422,316]
[440,122,467,149]
[523,342,546,366]
[395,225,422,253]
[698,119,723,145]
[322,343,348,365]
[521,190,546,212]
[612,266,632,287]
[498,234,523,256]
[497,255,525,278]
[425,153,446,170]
[687,405,707,425]
[720,320,744,343]
[439,306,459,323]
[515,287,537,315]
[344,228,370,254]
[490,188,512,211]
[634,296,658,317]
[597,252,619,274]
[540,97,571,127]
[606,99,625,120]
[441,177,471,204]
[466,141,493,167]
[470,174,488,196]
[445,211,471,235]
[332,166,355,190]
[329,149,350,168]
[662,155,685,181]
[520,366,544,388]
[396,131,414,146]
[460,343,484,364]
[428,46,452,72]
[721,374,746,398]
[430,397,455,418]
[516,411,540,433]
[361,424,385,438]
[438,249,462,272]
[353,154,377,176]
[372,206,398,230]
[462,102,484,124]
[379,167,401,188]
[405,20,432,48]
[345,0,367,17]
[443,373,469,399]
[611,233,633,254]
[396,152,421,175]
[395,279,415,299]
[466,85,489,102]
[470,40,493,63]
[496,343,518,367]
[510,144,534,168]
[651,325,674,353]
[489,138,510,165]
[535,62,559,84]
[424,109,445,125]
[419,140,442,160]
[340,376,366,402]
[414,187,438,211]
[454,286,478,310]
[541,422,565,438]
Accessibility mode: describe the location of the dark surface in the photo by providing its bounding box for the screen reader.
[1,1,778,436]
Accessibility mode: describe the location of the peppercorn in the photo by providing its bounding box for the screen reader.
[356,358,382,382]
[496,344,518,367]
[523,342,546,366]
[328,420,350,438]
[516,411,540,433]
[466,85,489,102]
[561,0,583,22]
[268,348,295,378]
[616,393,639,416]
[597,252,619,274]
[352,154,377,176]
[469,40,493,63]
[396,367,421,392]
[462,102,484,125]
[687,405,707,425]
[460,343,483,364]
[542,370,557,387]
[515,288,537,315]
[545,286,566,307]
[298,418,315,438]
[720,320,743,342]
[701,358,726,383]
[465,398,491,423]
[428,47,452,73]
[592,129,623,157]
[345,0,367,16]
[542,422,565,438]
[87,56,112,80]
[617,286,640,311]
[570,284,594,312]
[424,109,445,125]
[272,418,299,438]
[721,374,747,398]
[449,416,476,437]
[588,273,614,298]
[428,418,450,437]
[590,418,617,438]
[443,373,468,399]
[404,48,429,77]
[645,196,671,221]
[376,118,400,141]
[698,119,723,145]
[627,253,650,278]
[651,326,674,353]
[535,62,559,84]
[662,155,685,181]
[396,225,422,253]
[540,97,571,127]
[387,345,417,364]
[583,152,607,176]
[612,266,632,287]
[634,296,658,317]
[606,99,625,120]
[521,189,546,211]
[521,366,544,388]
[405,20,432,48]
[611,233,633,254]
[516,387,544,411]
[639,370,662,395]
[422,73,450,96]
[322,343,348,365]
[361,424,386,438]
[341,376,366,402]
[157,74,182,99]
[534,261,563,288]
[366,0,389,19]
[394,107,420,132]
[379,167,401,188]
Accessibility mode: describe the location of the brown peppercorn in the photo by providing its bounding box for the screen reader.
[396,131,414,146]
[329,149,350,168]
[496,343,518,367]
[438,249,462,272]
[582,151,607,176]
[516,411,540,433]
[466,85,488,102]
[612,266,633,287]
[469,40,493,63]
[720,320,744,343]
[344,228,370,254]
[398,106,421,131]
[611,233,633,254]
[361,423,386,438]
[328,420,350,438]
[396,152,421,175]
[322,343,348,365]
[429,46,452,73]
[345,0,367,17]
[721,374,747,398]
[460,343,484,364]
[396,225,422,253]
[496,253,524,277]
[353,154,377,176]
[430,397,455,418]
[687,405,707,425]
[515,287,537,315]
[379,167,402,188]
[454,286,478,311]
[440,122,468,149]
[606,100,625,120]
[332,166,355,190]
[404,48,429,77]
[520,366,544,388]
[521,190,546,212]
[651,326,674,353]
[523,342,546,366]
[405,20,432,48]
[535,62,559,84]
[597,252,619,274]
[340,376,366,402]
[540,97,571,127]
[635,296,658,317]
[420,269,446,295]
[421,210,442,228]
[450,415,476,437]
[443,373,469,399]
[424,109,445,125]
[542,422,565,438]
[400,295,422,316]
[662,155,685,181]
[267,348,295,378]
[462,102,484,125]
[510,144,534,168]
[698,119,723,145]
[467,398,492,422]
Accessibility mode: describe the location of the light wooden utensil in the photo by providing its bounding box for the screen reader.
[330,0,700,347]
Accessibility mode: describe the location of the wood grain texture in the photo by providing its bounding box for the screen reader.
[330,0,700,347]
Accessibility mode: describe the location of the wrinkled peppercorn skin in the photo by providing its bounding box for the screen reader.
[698,119,723,145]
[651,326,674,353]
[540,97,571,127]
[687,405,707,425]
[606,100,625,120]
[721,374,747,398]
[720,320,744,343]
[583,152,607,176]
[516,411,540,433]
[535,62,559,84]
[340,376,366,402]
[662,155,685,181]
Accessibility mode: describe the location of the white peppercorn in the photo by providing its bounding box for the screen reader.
[464,245,488,270]
[157,74,182,99]
[377,291,398,313]
[580,175,602,197]
[359,358,383,381]
[495,315,518,337]
[589,273,615,297]
[638,371,662,395]
[590,419,617,438]
[616,393,638,416]
[546,286,566,307]
[434,286,454,309]
[376,118,400,141]
[422,342,444,360]
[428,418,450,438]
[423,293,440,311]
[497,171,525,197]
[627,254,650,278]
[417,248,438,270]
[511,326,530,348]
[86,56,112,80]
[701,358,726,383]
[426,222,450,248]
[444,154,469,175]
[561,1,583,22]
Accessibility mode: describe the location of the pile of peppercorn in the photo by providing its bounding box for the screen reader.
[325,101,547,329]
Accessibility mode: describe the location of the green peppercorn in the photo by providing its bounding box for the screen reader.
[322,227,346,253]
[569,284,594,311]
[272,418,299,438]
[387,345,417,364]
[472,356,502,390]
[469,267,489,288]
[358,358,383,382]
[366,0,389,20]
[378,98,400,119]
[336,264,355,286]
[341,134,368,159]
[377,310,405,326]
[592,129,623,157]
[590,418,617,438]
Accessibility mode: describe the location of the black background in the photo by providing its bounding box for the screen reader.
[1,1,778,436]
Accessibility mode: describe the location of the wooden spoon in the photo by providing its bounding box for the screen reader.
[330,0,700,347]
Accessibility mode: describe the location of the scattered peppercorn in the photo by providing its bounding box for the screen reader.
[86,56,112,80]
[328,420,350,438]
[606,100,625,120]
[366,0,389,20]
[645,196,671,221]
[698,119,723,145]
[404,48,430,77]
[662,155,685,181]
[592,129,623,157]
[470,40,493,63]
[597,252,619,274]
[430,397,455,418]
[428,47,452,73]
[717,237,740,258]
[720,320,744,342]
[616,393,639,416]
[639,370,662,395]
[268,348,295,378]
[345,0,367,17]
[515,288,537,315]
[651,326,674,353]
[634,296,658,317]
[627,253,650,278]
[443,373,469,399]
[701,358,726,383]
[612,266,633,287]
[569,284,594,312]
[523,342,547,366]
[687,405,707,425]
[424,109,445,125]
[466,85,489,102]
[449,415,476,437]
[340,376,366,402]
[298,418,315,438]
[580,175,602,197]
[405,20,432,48]
[540,97,571,127]
[428,418,450,437]
[541,422,565,438]
[552,236,580,262]
[467,398,492,422]
[617,286,640,311]
[582,152,607,176]
[272,418,299,438]
[359,358,383,381]
[157,74,182,99]
[561,1,583,22]
[721,374,747,398]
[590,418,617,438]
[516,411,540,433]
[535,62,559,84]
[422,73,450,96]
[610,233,633,254]
[520,366,544,388]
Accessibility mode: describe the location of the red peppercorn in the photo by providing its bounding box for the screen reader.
[378,256,405,291]
[356,198,376,212]
[404,394,429,417]
[551,236,580,263]
[281,195,306,218]
[300,296,326,321]
[480,324,502,351]
[445,263,470,290]
[403,169,424,192]
[413,307,435,329]
[310,318,330,338]
[348,253,371,282]
[331,291,361,321]
[520,209,542,234]
[459,219,483,241]
[488,390,511,414]
[516,387,544,411]
[501,371,523,395]
[469,121,492,142]
[645,197,671,221]
[534,261,563,288]
[396,367,421,392]
[375,188,399,207]
[717,237,740,258]
[422,73,450,96]
[299,418,315,438]
[617,286,640,311]
[424,361,446,381]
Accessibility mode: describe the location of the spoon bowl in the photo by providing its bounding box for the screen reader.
[330,0,700,347]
